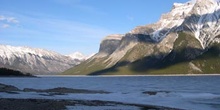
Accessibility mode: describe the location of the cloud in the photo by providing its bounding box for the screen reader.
[0,16,6,20]
[0,15,20,30]
[7,17,19,23]
[0,12,114,54]
[0,15,19,23]
[0,12,113,45]
[2,24,10,28]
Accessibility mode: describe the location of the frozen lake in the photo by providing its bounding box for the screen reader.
[0,75,220,110]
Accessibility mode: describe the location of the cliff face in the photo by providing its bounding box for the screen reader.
[63,0,220,75]
[98,34,124,56]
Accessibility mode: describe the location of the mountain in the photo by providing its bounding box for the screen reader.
[0,45,81,75]
[66,52,94,61]
[67,52,86,61]
[63,0,220,75]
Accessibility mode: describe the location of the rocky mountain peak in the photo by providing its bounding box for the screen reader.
[191,0,220,15]
[128,2,194,42]
[180,0,220,48]
[195,0,217,4]
[146,1,193,42]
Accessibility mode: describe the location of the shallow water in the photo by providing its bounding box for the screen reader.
[0,76,220,110]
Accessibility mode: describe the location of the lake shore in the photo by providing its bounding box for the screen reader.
[0,98,182,110]
[38,74,220,77]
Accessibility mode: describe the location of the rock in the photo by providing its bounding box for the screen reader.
[0,83,20,92]
[23,87,110,94]
[0,98,181,110]
[143,91,170,95]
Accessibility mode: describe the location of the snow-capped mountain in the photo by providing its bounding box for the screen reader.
[130,0,220,48]
[67,52,95,61]
[67,52,87,61]
[0,45,80,75]
[181,0,220,48]
[63,0,220,75]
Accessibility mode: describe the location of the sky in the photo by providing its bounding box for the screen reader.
[0,0,189,55]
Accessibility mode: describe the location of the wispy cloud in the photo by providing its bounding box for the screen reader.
[0,15,19,29]
[0,15,19,23]
[0,12,113,54]
[7,17,19,23]
[2,24,10,28]
[1,12,112,37]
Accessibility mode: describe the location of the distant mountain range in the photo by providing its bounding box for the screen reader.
[0,45,88,75]
[63,0,220,75]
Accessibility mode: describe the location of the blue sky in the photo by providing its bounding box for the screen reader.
[0,0,189,55]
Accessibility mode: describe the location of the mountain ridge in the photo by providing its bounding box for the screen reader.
[0,44,85,75]
[63,0,220,75]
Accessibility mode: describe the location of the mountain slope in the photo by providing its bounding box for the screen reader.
[63,0,220,75]
[0,45,80,75]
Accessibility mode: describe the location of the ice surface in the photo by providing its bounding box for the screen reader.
[0,76,220,110]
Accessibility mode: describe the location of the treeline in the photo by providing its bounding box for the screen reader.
[0,68,33,77]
